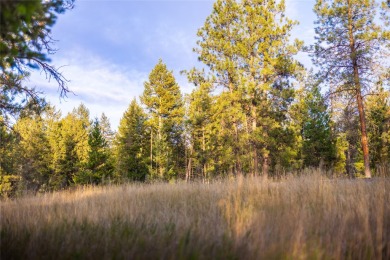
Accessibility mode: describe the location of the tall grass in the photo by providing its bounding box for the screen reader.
[1,171,389,259]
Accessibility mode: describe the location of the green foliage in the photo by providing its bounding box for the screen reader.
[48,104,90,188]
[141,60,185,180]
[311,0,390,177]
[0,175,20,198]
[312,0,389,87]
[186,69,215,180]
[114,99,149,182]
[14,115,53,192]
[1,0,390,194]
[0,117,17,177]
[99,113,115,147]
[301,85,335,168]
[366,87,390,169]
[193,0,302,176]
[75,118,113,185]
[0,0,74,119]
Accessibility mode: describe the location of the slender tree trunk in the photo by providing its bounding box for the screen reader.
[262,153,269,178]
[150,129,153,174]
[355,86,371,178]
[158,115,163,178]
[186,146,192,182]
[251,104,258,176]
[347,0,371,178]
[202,127,207,181]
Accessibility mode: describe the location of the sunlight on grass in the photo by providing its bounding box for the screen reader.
[1,171,389,259]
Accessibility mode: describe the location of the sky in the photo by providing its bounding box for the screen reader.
[30,0,317,130]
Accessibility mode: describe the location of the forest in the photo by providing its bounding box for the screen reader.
[1,1,390,259]
[1,0,390,198]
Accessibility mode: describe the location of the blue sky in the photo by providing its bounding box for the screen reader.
[30,0,316,130]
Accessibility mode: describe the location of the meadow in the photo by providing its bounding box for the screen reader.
[1,171,389,259]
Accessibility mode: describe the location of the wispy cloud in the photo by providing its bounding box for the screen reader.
[29,48,148,129]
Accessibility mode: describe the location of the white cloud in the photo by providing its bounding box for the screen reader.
[29,48,148,129]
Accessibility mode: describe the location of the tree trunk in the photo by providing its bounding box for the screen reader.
[158,115,163,178]
[150,129,153,174]
[347,0,371,178]
[262,153,269,178]
[202,127,207,181]
[251,104,258,176]
[355,86,371,178]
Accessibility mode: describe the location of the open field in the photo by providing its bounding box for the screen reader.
[1,172,389,259]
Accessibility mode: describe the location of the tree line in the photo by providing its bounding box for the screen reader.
[1,0,389,197]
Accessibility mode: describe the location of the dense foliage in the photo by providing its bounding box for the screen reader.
[1,0,389,197]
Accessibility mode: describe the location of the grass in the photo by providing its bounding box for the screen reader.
[1,170,389,259]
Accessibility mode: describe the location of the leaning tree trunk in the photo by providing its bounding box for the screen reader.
[355,83,371,178]
[348,0,371,178]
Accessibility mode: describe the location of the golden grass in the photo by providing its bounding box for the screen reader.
[1,171,389,259]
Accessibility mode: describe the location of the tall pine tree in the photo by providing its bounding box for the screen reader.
[114,99,149,182]
[311,0,390,177]
[141,60,185,180]
[195,0,302,176]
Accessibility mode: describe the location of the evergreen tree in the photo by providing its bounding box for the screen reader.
[301,85,335,168]
[141,60,185,180]
[114,99,149,182]
[13,114,52,192]
[0,117,19,197]
[75,118,113,185]
[99,113,115,148]
[49,104,90,188]
[195,0,301,176]
[0,0,74,119]
[366,87,390,170]
[0,117,16,177]
[186,69,214,180]
[311,0,390,177]
[196,0,245,175]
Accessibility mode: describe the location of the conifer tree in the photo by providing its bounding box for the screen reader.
[75,118,113,184]
[186,69,214,180]
[301,85,335,168]
[114,99,149,182]
[0,117,16,177]
[141,60,185,180]
[196,0,245,175]
[0,117,19,197]
[99,113,115,148]
[13,114,52,192]
[49,104,90,188]
[366,87,390,169]
[0,0,74,119]
[311,0,390,177]
[195,0,301,176]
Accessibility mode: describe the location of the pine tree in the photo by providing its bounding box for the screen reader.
[186,69,214,180]
[196,0,245,175]
[114,99,149,182]
[301,85,335,168]
[48,104,90,188]
[0,117,19,197]
[311,0,390,178]
[141,60,185,180]
[0,0,74,119]
[74,118,113,185]
[99,113,115,148]
[195,0,302,176]
[0,117,16,177]
[366,87,390,170]
[13,114,52,192]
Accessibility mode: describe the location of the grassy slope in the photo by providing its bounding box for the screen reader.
[1,172,389,259]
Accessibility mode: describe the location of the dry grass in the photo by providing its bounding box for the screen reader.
[1,171,389,259]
